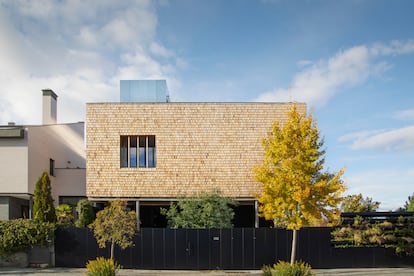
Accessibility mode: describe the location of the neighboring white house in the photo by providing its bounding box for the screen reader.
[0,90,86,220]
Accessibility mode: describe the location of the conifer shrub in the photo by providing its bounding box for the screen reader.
[33,172,56,223]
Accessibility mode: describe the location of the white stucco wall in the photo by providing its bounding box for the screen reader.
[27,122,86,205]
[0,134,29,193]
[54,168,86,200]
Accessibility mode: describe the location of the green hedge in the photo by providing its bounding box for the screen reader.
[332,216,414,256]
[0,219,55,256]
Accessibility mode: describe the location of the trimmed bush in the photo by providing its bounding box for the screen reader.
[262,261,315,276]
[0,219,55,256]
[75,199,95,227]
[86,257,120,276]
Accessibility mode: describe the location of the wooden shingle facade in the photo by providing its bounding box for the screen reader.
[86,102,305,199]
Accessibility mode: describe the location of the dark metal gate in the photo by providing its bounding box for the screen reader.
[55,227,414,269]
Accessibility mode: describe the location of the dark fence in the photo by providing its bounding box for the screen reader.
[55,227,414,269]
[341,211,414,223]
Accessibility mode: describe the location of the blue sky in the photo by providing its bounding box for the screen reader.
[0,0,413,210]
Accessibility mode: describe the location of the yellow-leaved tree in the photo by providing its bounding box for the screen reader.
[89,200,137,260]
[254,104,345,264]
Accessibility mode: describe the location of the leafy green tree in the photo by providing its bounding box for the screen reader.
[161,190,236,229]
[55,204,74,227]
[254,104,345,264]
[340,193,380,212]
[403,193,414,212]
[33,172,56,223]
[89,200,137,260]
[75,199,95,227]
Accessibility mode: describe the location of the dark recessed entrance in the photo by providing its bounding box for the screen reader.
[140,205,168,228]
[138,201,261,228]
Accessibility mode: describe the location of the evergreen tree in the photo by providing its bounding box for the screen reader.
[254,104,345,264]
[33,172,56,223]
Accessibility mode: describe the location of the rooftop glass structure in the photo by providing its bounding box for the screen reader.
[120,80,169,102]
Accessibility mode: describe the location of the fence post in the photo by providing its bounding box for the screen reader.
[135,200,140,231]
[254,200,259,228]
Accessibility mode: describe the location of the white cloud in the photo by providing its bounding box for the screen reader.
[339,107,414,153]
[370,39,414,56]
[344,168,414,211]
[76,27,99,48]
[338,129,386,143]
[297,60,313,67]
[0,0,180,125]
[392,109,414,121]
[255,40,414,107]
[101,5,157,51]
[150,42,174,58]
[13,0,56,18]
[255,46,372,105]
[339,126,414,151]
[115,50,171,80]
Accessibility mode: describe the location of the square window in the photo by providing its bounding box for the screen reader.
[120,135,156,168]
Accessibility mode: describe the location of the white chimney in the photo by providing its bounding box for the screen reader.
[42,89,58,125]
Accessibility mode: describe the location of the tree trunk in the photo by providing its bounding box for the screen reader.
[290,229,298,265]
[110,241,115,260]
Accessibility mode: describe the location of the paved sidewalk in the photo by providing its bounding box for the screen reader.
[314,268,414,275]
[1,267,414,275]
[0,268,261,275]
